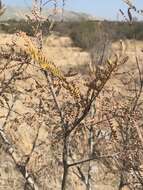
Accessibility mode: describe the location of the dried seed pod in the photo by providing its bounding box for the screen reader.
[17,32,81,100]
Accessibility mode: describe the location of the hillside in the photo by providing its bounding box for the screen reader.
[0,6,98,22]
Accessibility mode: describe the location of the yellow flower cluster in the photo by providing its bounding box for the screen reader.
[17,32,81,99]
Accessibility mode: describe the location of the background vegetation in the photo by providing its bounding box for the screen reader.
[1,19,143,49]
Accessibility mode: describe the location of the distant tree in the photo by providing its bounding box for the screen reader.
[132,16,138,22]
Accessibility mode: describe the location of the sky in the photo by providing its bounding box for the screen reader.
[3,0,143,20]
